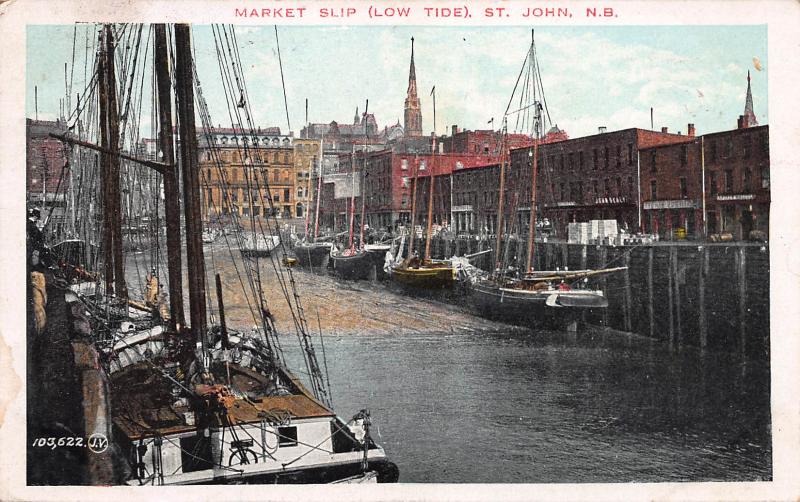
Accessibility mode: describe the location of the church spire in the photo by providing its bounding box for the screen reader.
[354,106,360,124]
[404,37,423,137]
[743,70,758,127]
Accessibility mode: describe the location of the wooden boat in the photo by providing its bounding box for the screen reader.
[240,233,280,256]
[49,22,397,486]
[364,242,391,280]
[390,81,456,289]
[467,31,623,328]
[293,240,332,270]
[391,258,455,289]
[330,246,375,281]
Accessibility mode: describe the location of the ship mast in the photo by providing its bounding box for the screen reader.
[359,99,369,249]
[493,119,508,276]
[313,131,323,241]
[423,86,437,262]
[154,24,186,331]
[526,107,541,274]
[98,24,127,300]
[175,24,208,355]
[347,144,357,251]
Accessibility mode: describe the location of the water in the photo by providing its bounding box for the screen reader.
[126,247,771,483]
[283,326,771,483]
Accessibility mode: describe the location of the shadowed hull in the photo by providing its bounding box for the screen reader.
[294,242,331,271]
[331,251,375,281]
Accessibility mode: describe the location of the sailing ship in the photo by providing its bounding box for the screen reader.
[51,23,397,485]
[293,134,332,271]
[390,85,456,289]
[330,104,376,281]
[469,31,623,328]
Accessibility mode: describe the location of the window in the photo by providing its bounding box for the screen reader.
[627,143,633,166]
[592,149,598,170]
[579,151,584,170]
[419,160,427,171]
[604,147,609,169]
[743,169,752,192]
[680,177,687,198]
[627,176,634,197]
[650,151,657,173]
[283,188,290,202]
[559,183,565,201]
[743,135,751,159]
[592,179,599,198]
[616,145,621,167]
[724,169,734,192]
[615,177,622,196]
[710,140,717,162]
[761,167,770,188]
[762,134,769,156]
[650,180,657,200]
[568,153,574,171]
[680,145,688,166]
[709,171,718,195]
[560,154,565,172]
[603,178,610,196]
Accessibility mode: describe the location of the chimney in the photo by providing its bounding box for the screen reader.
[687,123,696,137]
[598,126,607,134]
[737,115,744,129]
[661,126,669,133]
[452,125,458,136]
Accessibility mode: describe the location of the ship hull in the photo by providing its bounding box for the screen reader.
[293,242,332,271]
[331,250,375,280]
[470,279,607,329]
[391,263,455,289]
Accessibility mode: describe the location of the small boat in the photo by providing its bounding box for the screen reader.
[330,246,375,281]
[293,240,332,271]
[240,233,280,256]
[391,258,455,289]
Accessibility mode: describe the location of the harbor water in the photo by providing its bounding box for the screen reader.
[125,246,772,483]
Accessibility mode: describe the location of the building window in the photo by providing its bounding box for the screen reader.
[627,176,634,197]
[724,169,734,193]
[743,135,751,159]
[743,169,752,192]
[627,143,633,166]
[615,177,622,196]
[710,140,717,162]
[283,188,290,202]
[761,167,770,188]
[680,177,687,198]
[604,147,609,169]
[419,160,426,171]
[616,145,621,167]
[709,171,718,196]
[650,151,657,173]
[593,149,598,170]
[650,180,657,200]
[592,179,599,198]
[603,178,610,196]
[579,151,584,170]
[681,145,688,166]
[762,134,769,156]
[568,153,574,171]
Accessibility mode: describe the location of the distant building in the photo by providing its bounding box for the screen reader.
[403,37,423,138]
[26,118,70,236]
[197,127,297,220]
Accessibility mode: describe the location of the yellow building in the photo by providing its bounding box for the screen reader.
[293,137,322,221]
[198,128,298,221]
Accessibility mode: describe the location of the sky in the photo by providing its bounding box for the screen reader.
[26,24,767,140]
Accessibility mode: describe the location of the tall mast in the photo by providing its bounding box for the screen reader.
[154,24,185,331]
[493,120,508,275]
[98,24,127,299]
[525,119,540,274]
[359,99,369,249]
[313,132,323,241]
[408,155,419,257]
[423,87,437,262]
[175,24,208,351]
[347,144,356,250]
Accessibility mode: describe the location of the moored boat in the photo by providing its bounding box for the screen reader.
[293,240,332,271]
[240,233,280,256]
[330,246,375,281]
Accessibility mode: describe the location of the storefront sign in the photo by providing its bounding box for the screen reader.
[643,199,698,210]
[716,194,755,201]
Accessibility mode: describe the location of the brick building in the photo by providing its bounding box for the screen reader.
[640,124,769,240]
[508,127,694,237]
[26,119,70,234]
[198,128,297,220]
[440,125,564,156]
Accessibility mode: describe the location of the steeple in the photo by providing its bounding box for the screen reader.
[404,37,423,137]
[354,106,360,124]
[743,70,758,127]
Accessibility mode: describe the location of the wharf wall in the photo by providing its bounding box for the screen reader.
[422,236,770,359]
